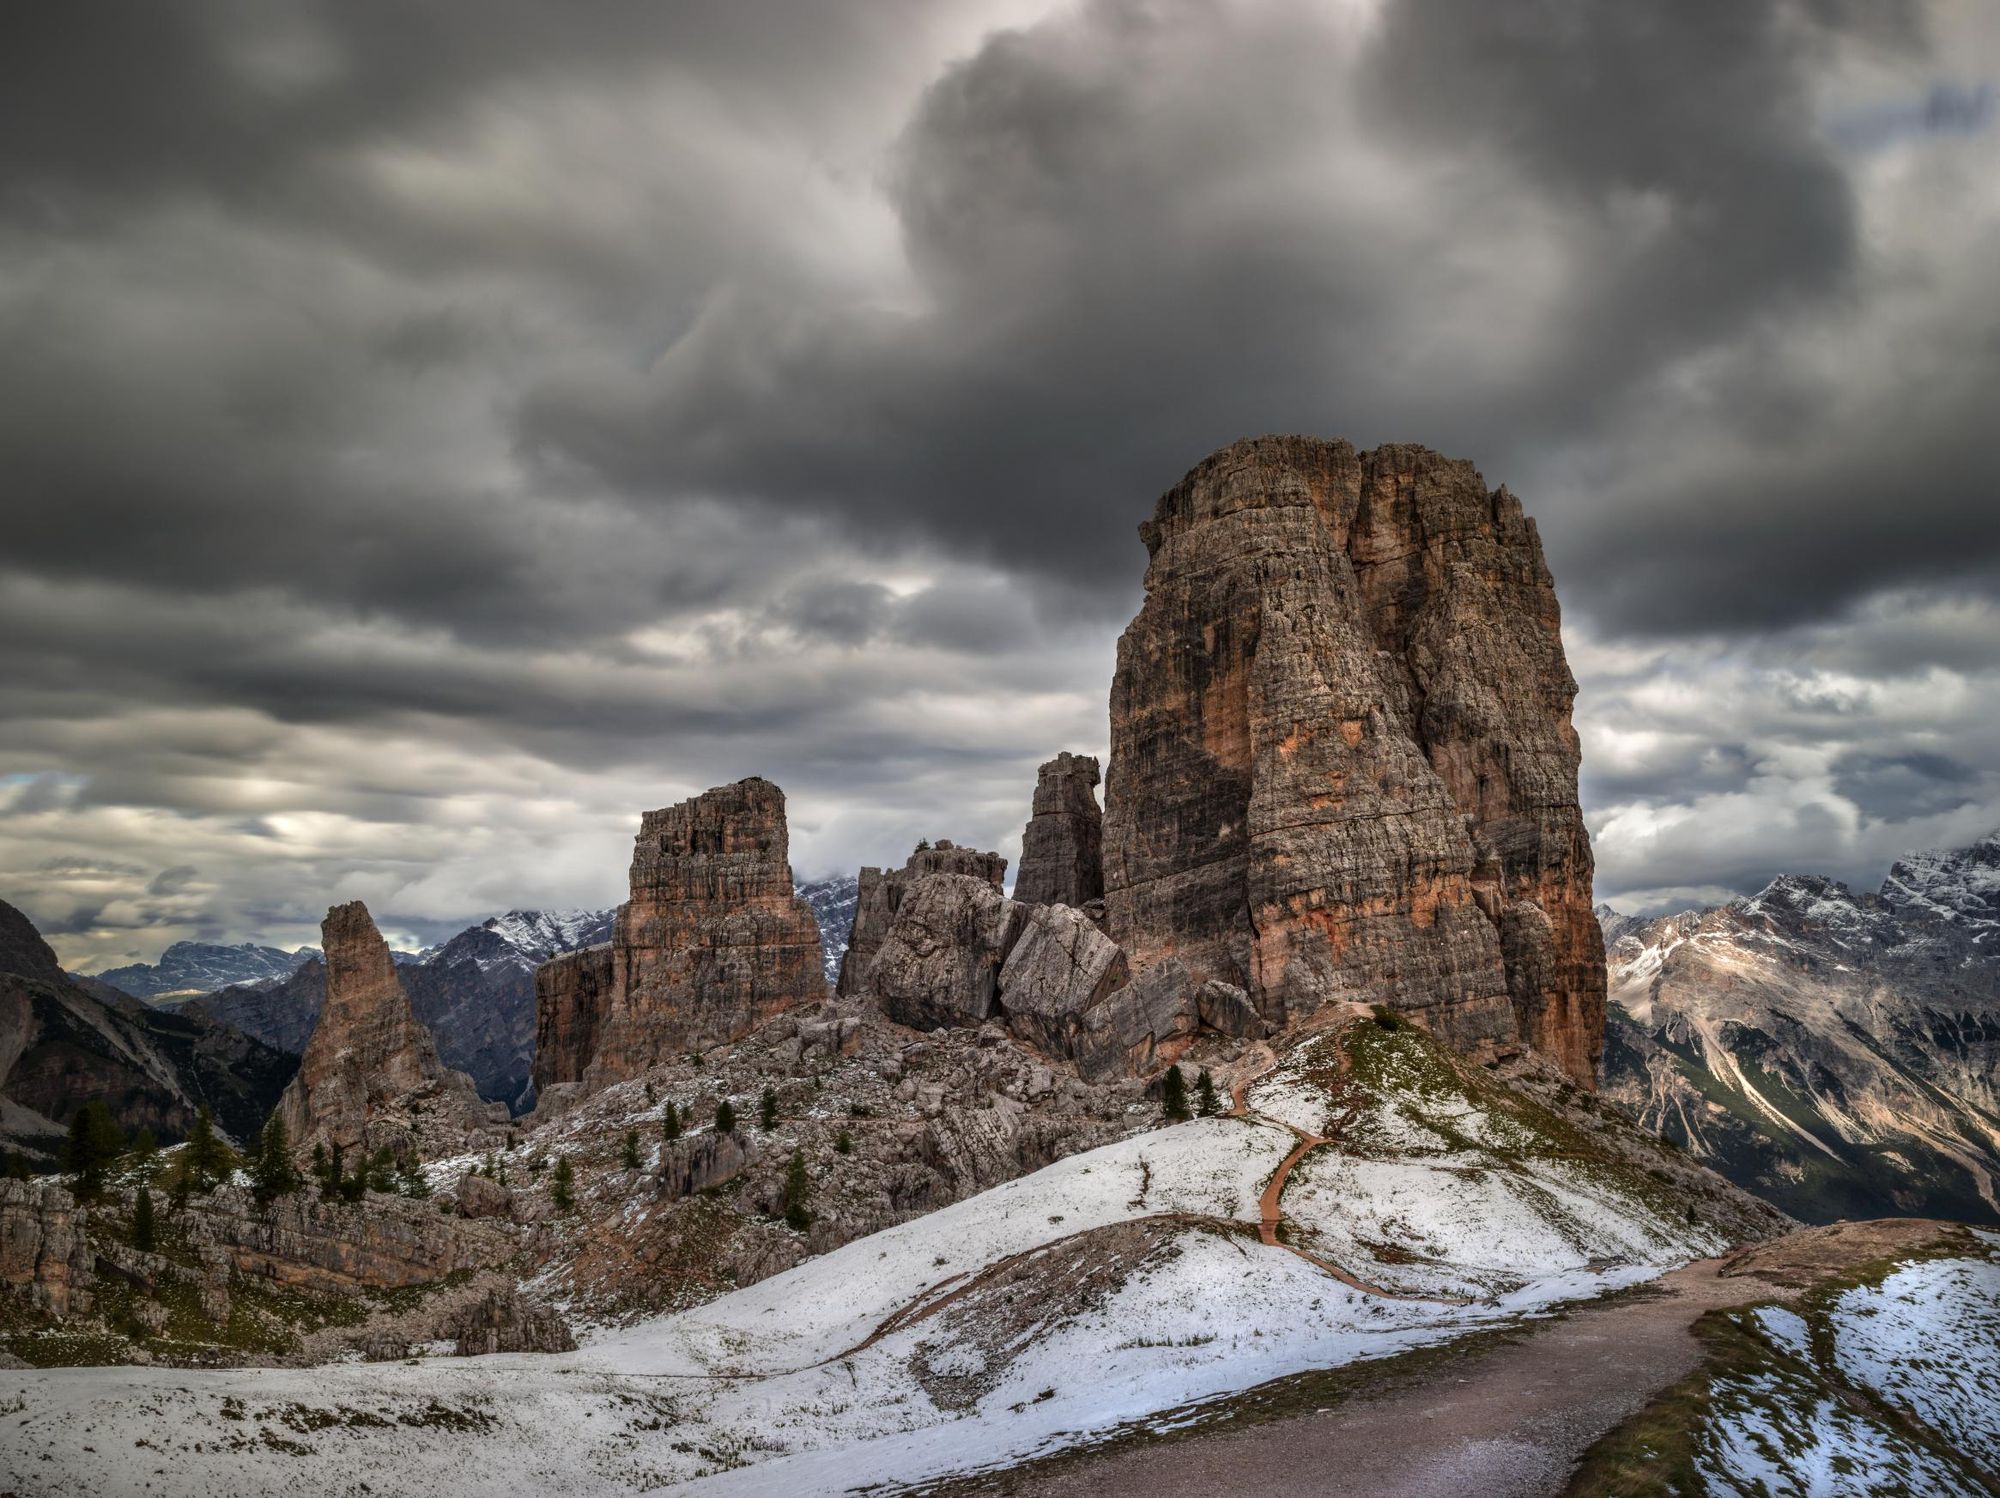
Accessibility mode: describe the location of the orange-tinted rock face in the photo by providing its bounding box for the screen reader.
[1103,436,1605,1084]
[276,901,497,1158]
[533,777,824,1094]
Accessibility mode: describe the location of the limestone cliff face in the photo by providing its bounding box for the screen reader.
[1014,753,1105,909]
[276,901,497,1158]
[1102,436,1604,1084]
[834,841,1007,999]
[533,778,824,1095]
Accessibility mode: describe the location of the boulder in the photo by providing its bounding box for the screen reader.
[868,874,1026,1032]
[836,841,1009,998]
[996,903,1127,1055]
[446,1286,576,1357]
[1076,959,1200,1080]
[1196,979,1268,1040]
[659,1129,749,1201]
[455,1173,515,1221]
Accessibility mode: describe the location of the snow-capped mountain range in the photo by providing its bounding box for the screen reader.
[796,873,858,983]
[89,940,318,1000]
[1600,831,2000,1225]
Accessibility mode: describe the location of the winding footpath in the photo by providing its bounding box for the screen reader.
[964,1256,1793,1498]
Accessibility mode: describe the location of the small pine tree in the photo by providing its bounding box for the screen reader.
[130,1125,157,1162]
[621,1130,642,1170]
[63,1101,122,1199]
[759,1087,778,1131]
[4,1150,27,1182]
[250,1115,301,1204]
[321,1141,345,1201]
[715,1098,736,1135]
[834,1129,854,1156]
[782,1149,812,1232]
[132,1186,157,1252]
[914,837,931,852]
[1195,1068,1220,1118]
[1161,1065,1190,1122]
[689,1052,704,1071]
[662,1100,682,1142]
[551,1155,575,1211]
[182,1106,231,1193]
[397,1157,432,1198]
[644,1081,656,1105]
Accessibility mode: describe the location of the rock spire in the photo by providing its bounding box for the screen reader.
[1101,436,1605,1084]
[1014,752,1105,909]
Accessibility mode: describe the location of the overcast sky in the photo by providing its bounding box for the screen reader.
[4,0,1998,967]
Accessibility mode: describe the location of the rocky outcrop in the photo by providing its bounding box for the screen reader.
[445,1286,576,1356]
[1015,753,1105,909]
[276,901,501,1160]
[533,778,825,1096]
[659,1130,750,1201]
[835,842,1008,998]
[1102,436,1604,1085]
[0,1179,92,1316]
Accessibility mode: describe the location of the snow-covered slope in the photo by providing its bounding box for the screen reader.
[1601,836,2000,1227]
[0,1013,1770,1497]
[1681,1237,2000,1495]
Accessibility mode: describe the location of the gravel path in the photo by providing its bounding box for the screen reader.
[986,1259,1784,1498]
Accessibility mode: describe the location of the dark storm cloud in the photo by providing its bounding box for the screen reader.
[2,0,1997,961]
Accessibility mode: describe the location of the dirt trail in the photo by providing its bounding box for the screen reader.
[974,1257,1790,1498]
[1231,1040,1463,1304]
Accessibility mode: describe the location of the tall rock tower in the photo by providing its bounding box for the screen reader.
[534,777,824,1097]
[1014,752,1105,908]
[1102,436,1605,1084]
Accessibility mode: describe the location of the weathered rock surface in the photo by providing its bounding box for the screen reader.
[836,842,1009,999]
[1015,753,1105,909]
[1102,436,1604,1084]
[996,903,1128,1056]
[455,1173,515,1221]
[445,1286,576,1356]
[868,874,1026,1032]
[0,1179,92,1316]
[1075,958,1202,1080]
[276,901,500,1160]
[533,778,825,1097]
[659,1129,750,1201]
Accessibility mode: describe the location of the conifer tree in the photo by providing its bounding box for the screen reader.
[715,1098,736,1134]
[551,1155,575,1211]
[759,1087,778,1131]
[397,1155,431,1198]
[250,1115,301,1204]
[621,1130,642,1170]
[3,1150,27,1182]
[662,1100,682,1142]
[782,1149,812,1232]
[132,1185,157,1252]
[1161,1065,1190,1122]
[130,1125,157,1162]
[834,1129,854,1155]
[1196,1068,1220,1117]
[322,1141,345,1201]
[64,1102,122,1199]
[182,1106,231,1193]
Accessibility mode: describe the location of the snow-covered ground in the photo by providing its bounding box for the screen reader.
[1692,1243,2000,1496]
[0,1027,1765,1497]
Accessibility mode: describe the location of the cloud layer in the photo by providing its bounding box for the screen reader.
[2,0,1996,963]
